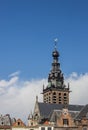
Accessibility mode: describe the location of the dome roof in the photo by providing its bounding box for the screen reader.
[52,49,59,57]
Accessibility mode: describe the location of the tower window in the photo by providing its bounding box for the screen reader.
[64,93,66,96]
[49,98,50,101]
[53,92,56,94]
[64,97,67,99]
[53,98,56,101]
[53,96,56,98]
[59,93,61,95]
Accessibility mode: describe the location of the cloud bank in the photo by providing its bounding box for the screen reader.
[0,72,88,122]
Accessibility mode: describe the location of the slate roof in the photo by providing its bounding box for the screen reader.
[76,104,88,120]
[49,110,61,122]
[38,102,84,118]
[69,111,79,119]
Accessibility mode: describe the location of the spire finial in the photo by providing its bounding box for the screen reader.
[54,38,58,50]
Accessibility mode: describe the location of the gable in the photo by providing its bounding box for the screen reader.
[33,100,41,119]
[0,114,11,126]
[12,119,26,127]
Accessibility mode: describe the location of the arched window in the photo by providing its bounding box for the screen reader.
[53,92,56,95]
[64,93,66,96]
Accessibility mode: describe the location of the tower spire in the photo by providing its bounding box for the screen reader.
[47,38,64,88]
[54,38,58,50]
[43,40,70,104]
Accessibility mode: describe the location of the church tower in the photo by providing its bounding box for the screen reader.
[43,40,70,105]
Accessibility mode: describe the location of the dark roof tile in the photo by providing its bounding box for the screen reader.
[76,104,88,120]
[38,102,84,118]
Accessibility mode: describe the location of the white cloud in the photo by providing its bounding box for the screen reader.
[0,77,18,88]
[0,72,88,123]
[8,71,20,77]
[65,72,88,105]
[0,76,46,123]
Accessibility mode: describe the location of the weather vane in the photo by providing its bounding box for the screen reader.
[54,38,58,49]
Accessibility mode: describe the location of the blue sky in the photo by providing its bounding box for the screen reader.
[0,0,88,80]
[0,0,88,121]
